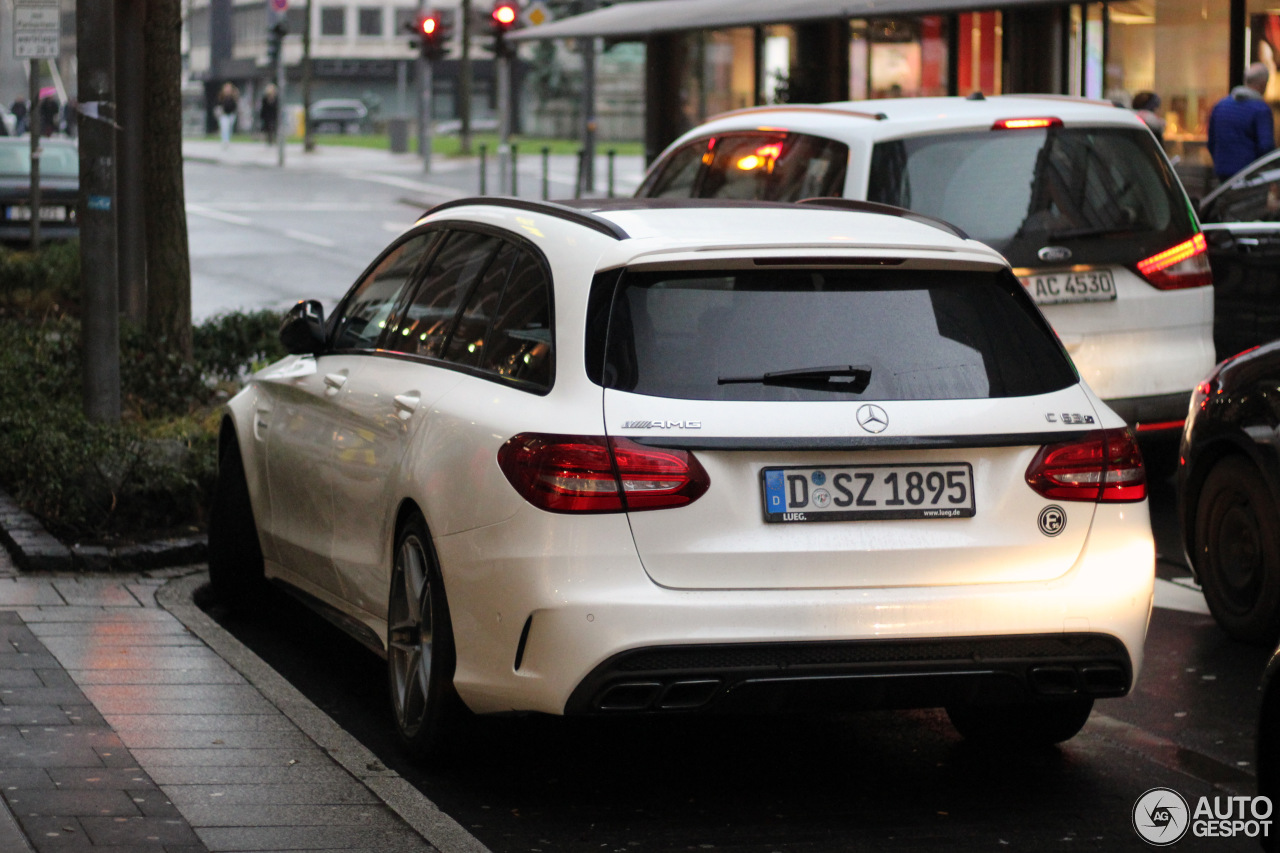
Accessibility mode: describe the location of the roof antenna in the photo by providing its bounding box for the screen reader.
[966,91,986,101]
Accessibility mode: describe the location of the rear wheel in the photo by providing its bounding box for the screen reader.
[207,436,266,613]
[1194,456,1280,646]
[946,698,1094,747]
[386,512,466,760]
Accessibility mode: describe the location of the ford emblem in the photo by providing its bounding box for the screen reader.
[1038,245,1073,263]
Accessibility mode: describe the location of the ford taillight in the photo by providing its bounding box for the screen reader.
[1134,233,1212,290]
[1025,428,1146,502]
[497,433,710,513]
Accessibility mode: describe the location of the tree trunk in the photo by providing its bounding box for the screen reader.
[143,0,192,359]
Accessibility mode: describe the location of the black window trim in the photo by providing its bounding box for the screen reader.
[372,221,558,396]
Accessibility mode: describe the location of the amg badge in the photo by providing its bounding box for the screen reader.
[621,420,703,429]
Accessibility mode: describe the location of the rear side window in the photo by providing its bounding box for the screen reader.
[640,132,848,201]
[593,268,1076,402]
[868,127,1194,268]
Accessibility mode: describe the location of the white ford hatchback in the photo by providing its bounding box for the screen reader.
[638,96,1215,444]
[209,198,1155,757]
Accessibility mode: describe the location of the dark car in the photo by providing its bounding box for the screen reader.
[0,137,78,242]
[1200,149,1280,360]
[1260,645,1280,851]
[1178,340,1280,646]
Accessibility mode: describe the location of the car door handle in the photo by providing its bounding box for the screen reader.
[323,373,348,394]
[1236,237,1261,247]
[393,393,420,417]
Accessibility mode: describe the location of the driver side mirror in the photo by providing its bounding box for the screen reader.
[279,299,327,355]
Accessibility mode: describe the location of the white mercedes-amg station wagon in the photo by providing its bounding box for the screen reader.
[209,198,1155,757]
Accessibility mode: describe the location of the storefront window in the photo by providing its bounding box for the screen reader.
[1108,0,1230,159]
[850,17,949,99]
[957,12,1002,96]
[761,25,794,104]
[703,29,756,116]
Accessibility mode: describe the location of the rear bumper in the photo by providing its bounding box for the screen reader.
[565,632,1131,715]
[438,502,1154,716]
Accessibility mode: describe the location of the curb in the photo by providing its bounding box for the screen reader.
[156,572,491,853]
[0,487,207,573]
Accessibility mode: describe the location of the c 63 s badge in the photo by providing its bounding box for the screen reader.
[1039,505,1066,537]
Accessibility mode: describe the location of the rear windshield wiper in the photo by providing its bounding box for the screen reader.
[718,364,872,393]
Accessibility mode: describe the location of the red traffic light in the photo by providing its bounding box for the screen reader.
[421,15,438,36]
[491,1,518,29]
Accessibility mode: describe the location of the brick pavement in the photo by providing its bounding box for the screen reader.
[0,565,480,853]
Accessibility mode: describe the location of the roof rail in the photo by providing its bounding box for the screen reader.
[795,198,970,240]
[997,93,1117,108]
[705,104,888,124]
[423,196,630,240]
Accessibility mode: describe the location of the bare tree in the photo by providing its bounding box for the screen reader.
[142,0,192,359]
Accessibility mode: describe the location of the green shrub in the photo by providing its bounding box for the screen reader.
[0,274,285,543]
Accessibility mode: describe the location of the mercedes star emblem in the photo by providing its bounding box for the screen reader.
[856,404,889,434]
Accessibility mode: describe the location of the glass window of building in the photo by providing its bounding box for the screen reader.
[703,29,756,116]
[320,6,345,37]
[1107,0,1230,159]
[760,25,795,105]
[358,7,382,37]
[957,12,1002,95]
[850,17,949,99]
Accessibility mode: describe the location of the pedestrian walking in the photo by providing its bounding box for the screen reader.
[1132,91,1166,142]
[10,97,27,135]
[260,84,280,145]
[38,94,60,136]
[217,82,240,149]
[1208,63,1276,180]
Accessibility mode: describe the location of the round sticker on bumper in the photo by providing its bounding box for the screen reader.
[1038,505,1066,536]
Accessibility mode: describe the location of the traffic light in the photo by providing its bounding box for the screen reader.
[267,19,287,66]
[490,0,518,58]
[406,11,447,61]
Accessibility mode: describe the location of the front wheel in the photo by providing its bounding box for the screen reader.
[386,512,466,760]
[207,435,266,613]
[1194,456,1280,646]
[946,698,1094,747]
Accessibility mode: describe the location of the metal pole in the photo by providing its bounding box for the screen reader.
[607,148,615,198]
[460,0,472,154]
[28,59,40,250]
[78,0,121,423]
[421,57,433,173]
[511,143,518,196]
[574,148,584,198]
[581,27,597,193]
[276,40,286,167]
[497,50,510,194]
[541,145,549,199]
[479,143,487,194]
[303,0,315,152]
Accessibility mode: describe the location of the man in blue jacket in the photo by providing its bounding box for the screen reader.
[1208,62,1276,181]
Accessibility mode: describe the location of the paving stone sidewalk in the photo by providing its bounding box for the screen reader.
[0,561,481,853]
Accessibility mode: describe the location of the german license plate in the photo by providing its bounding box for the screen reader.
[7,205,66,222]
[762,463,975,522]
[1020,270,1116,305]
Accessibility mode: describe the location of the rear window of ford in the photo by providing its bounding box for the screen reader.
[586,267,1078,402]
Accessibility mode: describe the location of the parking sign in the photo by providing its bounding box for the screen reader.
[13,0,59,59]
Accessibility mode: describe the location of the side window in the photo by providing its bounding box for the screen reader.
[640,141,706,197]
[387,230,501,358]
[482,250,553,387]
[442,242,521,365]
[698,133,849,201]
[1203,166,1280,223]
[331,232,437,351]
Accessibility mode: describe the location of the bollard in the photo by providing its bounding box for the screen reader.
[607,149,616,198]
[541,147,550,200]
[574,148,585,199]
[511,144,519,197]
[479,144,488,195]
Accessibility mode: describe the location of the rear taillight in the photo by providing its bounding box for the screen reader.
[1134,233,1212,290]
[1025,428,1146,503]
[497,433,710,513]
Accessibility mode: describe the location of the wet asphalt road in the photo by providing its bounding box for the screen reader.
[188,161,1270,851]
[205,472,1269,853]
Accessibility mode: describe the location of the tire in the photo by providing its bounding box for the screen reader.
[946,698,1094,747]
[386,512,467,760]
[1194,456,1280,646]
[207,436,266,612]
